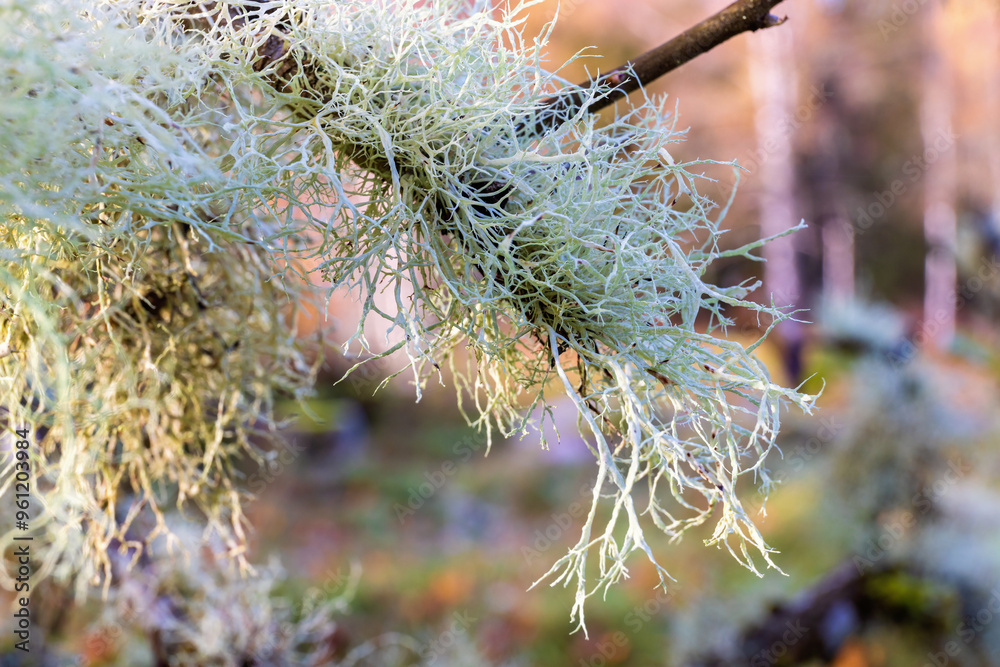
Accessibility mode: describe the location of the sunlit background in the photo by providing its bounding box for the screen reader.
[51,1,1000,665]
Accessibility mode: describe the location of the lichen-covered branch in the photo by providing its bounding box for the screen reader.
[1,0,813,635]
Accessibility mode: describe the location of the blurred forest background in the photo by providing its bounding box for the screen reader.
[17,0,1000,665]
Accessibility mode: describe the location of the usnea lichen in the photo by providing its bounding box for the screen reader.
[0,0,321,595]
[1,0,815,633]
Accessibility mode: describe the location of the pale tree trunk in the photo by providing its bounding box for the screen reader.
[748,22,803,380]
[812,72,854,304]
[822,223,854,304]
[920,0,957,350]
[986,1,1000,239]
[820,159,855,303]
[801,0,853,305]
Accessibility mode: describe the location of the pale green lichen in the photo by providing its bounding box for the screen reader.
[1,0,815,635]
[0,0,321,597]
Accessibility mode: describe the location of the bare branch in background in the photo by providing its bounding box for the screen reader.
[526,0,790,136]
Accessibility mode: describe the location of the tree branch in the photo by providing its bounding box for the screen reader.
[526,0,789,137]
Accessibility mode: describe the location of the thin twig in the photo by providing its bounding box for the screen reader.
[525,0,789,137]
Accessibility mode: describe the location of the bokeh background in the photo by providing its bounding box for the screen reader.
[31,0,1000,665]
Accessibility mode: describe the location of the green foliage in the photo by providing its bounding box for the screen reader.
[1,0,814,636]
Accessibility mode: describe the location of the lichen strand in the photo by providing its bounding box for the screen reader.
[0,0,318,595]
[1,0,815,631]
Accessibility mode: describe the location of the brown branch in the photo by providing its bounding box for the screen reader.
[525,0,789,137]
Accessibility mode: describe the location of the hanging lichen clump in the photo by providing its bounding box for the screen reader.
[0,0,814,630]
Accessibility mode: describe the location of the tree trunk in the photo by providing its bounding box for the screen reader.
[986,2,1000,242]
[920,0,957,350]
[748,21,803,380]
